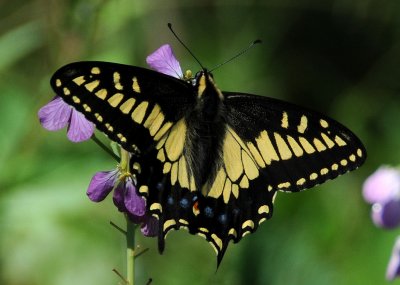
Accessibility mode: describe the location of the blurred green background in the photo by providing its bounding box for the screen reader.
[1,0,399,284]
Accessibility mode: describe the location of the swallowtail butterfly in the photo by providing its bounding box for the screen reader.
[51,50,366,265]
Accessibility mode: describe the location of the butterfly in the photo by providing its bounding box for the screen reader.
[50,46,366,265]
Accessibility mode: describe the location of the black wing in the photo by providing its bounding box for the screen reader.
[50,61,196,153]
[224,92,366,192]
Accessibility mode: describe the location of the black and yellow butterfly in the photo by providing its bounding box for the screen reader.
[51,59,366,265]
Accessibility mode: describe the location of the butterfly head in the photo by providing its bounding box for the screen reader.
[194,69,223,100]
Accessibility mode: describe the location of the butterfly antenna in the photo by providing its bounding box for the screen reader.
[209,39,262,73]
[168,23,205,70]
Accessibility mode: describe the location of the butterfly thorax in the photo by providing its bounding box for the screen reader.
[185,70,226,194]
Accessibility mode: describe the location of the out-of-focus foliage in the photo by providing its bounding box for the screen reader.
[1,0,399,284]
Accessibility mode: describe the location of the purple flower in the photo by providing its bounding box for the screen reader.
[87,169,158,237]
[387,237,400,280]
[146,44,183,78]
[371,200,400,229]
[363,166,400,229]
[38,96,94,142]
[363,167,400,204]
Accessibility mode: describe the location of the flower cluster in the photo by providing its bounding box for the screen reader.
[38,44,183,237]
[363,166,400,280]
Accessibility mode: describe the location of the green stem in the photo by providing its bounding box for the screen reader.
[91,134,120,162]
[126,216,136,285]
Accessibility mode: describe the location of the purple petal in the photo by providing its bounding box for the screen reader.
[363,167,400,204]
[146,44,183,78]
[372,200,400,229]
[113,181,126,212]
[87,170,119,202]
[38,97,72,131]
[141,216,159,237]
[124,179,146,217]
[67,109,94,142]
[387,237,400,280]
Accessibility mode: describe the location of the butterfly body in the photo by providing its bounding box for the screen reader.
[183,70,227,192]
[51,60,366,265]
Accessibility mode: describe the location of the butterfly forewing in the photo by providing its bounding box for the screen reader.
[224,92,366,192]
[50,62,196,153]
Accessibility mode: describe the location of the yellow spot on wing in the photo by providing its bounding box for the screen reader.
[256,131,279,165]
[132,76,141,93]
[298,115,308,133]
[163,162,172,174]
[335,135,347,146]
[108,93,124,107]
[299,137,315,154]
[278,182,291,189]
[63,87,70,95]
[131,101,148,123]
[144,104,161,128]
[281,112,289,128]
[113,72,123,90]
[94,113,103,122]
[320,168,329,175]
[242,220,255,229]
[95,88,107,100]
[223,131,243,182]
[91,67,100,74]
[321,133,335,148]
[274,133,292,160]
[157,149,166,162]
[178,156,190,188]
[150,203,162,212]
[83,104,91,112]
[239,176,249,188]
[331,163,339,171]
[228,228,237,238]
[349,154,356,162]
[340,159,348,166]
[357,148,363,157]
[72,96,80,104]
[296,178,306,186]
[232,184,239,198]
[211,234,223,251]
[120,98,136,114]
[165,119,186,161]
[56,79,62,87]
[208,168,226,199]
[139,185,149,194]
[242,151,259,180]
[85,80,100,92]
[105,123,113,132]
[223,179,232,204]
[258,205,270,214]
[171,162,178,185]
[73,76,85,85]
[247,142,266,167]
[320,119,329,128]
[154,122,173,141]
[313,138,327,152]
[148,111,165,137]
[310,173,318,180]
[287,136,304,157]
[163,219,176,231]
